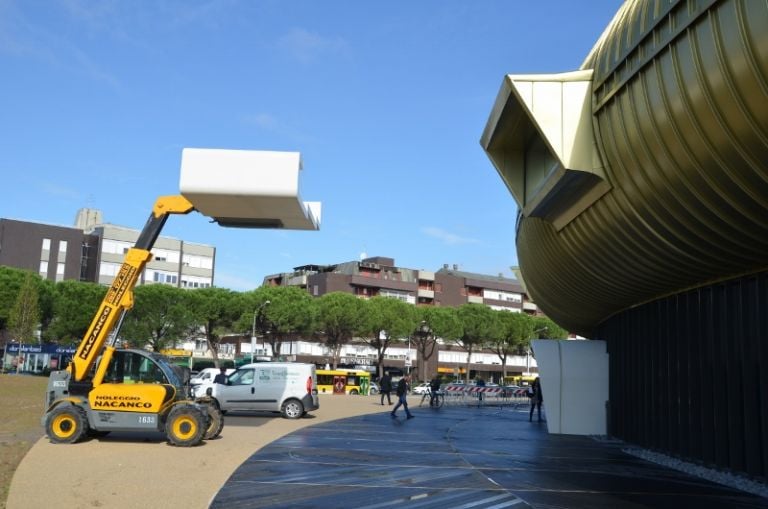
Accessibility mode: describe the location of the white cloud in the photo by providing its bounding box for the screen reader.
[421,227,479,246]
[243,112,279,130]
[277,27,349,64]
[39,181,81,200]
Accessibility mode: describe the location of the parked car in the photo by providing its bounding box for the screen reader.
[501,385,520,397]
[368,381,379,395]
[412,382,431,395]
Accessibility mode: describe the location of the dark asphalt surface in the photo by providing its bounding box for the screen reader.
[210,402,768,508]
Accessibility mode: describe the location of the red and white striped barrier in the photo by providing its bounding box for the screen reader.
[465,386,503,394]
[442,385,505,394]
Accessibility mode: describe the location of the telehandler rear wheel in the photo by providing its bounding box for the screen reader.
[202,403,224,440]
[46,405,88,444]
[165,405,205,447]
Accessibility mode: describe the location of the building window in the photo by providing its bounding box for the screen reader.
[59,240,68,253]
[152,248,179,264]
[42,238,51,251]
[100,262,121,276]
[39,261,48,275]
[483,289,522,303]
[182,253,213,270]
[56,262,65,281]
[102,239,132,255]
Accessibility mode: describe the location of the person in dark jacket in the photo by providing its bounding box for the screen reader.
[391,374,414,419]
[379,372,393,405]
[476,377,486,405]
[213,367,228,384]
[529,377,543,422]
[429,375,441,407]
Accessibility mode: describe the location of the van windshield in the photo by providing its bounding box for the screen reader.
[228,368,254,385]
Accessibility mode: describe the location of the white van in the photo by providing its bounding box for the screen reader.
[206,362,319,419]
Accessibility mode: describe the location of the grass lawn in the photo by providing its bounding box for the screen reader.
[0,374,47,509]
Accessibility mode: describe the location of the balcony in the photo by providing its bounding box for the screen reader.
[418,270,435,281]
[418,288,434,299]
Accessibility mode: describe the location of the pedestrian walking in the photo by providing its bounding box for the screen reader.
[379,372,393,405]
[391,374,414,419]
[529,377,544,422]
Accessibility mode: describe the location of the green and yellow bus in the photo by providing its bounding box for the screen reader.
[316,369,371,395]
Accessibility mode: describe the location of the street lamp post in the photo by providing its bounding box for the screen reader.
[251,300,270,363]
[415,320,431,380]
[406,336,411,375]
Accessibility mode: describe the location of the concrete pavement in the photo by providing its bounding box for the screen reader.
[9,395,768,508]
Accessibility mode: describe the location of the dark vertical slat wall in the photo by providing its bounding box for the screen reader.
[597,271,768,480]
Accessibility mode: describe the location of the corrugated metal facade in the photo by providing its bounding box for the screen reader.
[516,0,768,336]
[487,0,768,479]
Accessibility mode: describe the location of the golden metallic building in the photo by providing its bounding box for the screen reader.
[482,0,768,479]
[482,0,768,336]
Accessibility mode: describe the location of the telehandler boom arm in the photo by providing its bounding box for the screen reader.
[69,195,194,382]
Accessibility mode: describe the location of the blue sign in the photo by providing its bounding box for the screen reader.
[5,343,77,354]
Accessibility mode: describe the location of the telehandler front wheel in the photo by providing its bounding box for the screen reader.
[46,405,88,444]
[165,405,205,447]
[203,403,224,440]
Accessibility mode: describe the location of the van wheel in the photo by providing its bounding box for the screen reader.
[349,389,359,395]
[281,399,304,419]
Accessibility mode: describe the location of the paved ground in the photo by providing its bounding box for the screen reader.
[211,403,768,509]
[7,394,393,509]
[9,395,768,508]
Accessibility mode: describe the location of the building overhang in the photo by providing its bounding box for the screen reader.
[480,70,610,231]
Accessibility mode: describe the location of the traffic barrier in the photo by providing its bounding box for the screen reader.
[465,386,503,395]
[438,385,531,408]
[466,386,501,406]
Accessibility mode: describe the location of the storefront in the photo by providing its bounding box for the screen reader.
[3,343,76,373]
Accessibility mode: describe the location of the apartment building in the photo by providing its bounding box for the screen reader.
[0,218,100,283]
[264,256,538,314]
[0,208,215,289]
[93,223,214,288]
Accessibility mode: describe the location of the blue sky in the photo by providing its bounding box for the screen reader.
[0,0,622,291]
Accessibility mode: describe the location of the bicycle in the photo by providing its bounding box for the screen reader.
[419,387,445,408]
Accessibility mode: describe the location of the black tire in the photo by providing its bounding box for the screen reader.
[281,399,304,419]
[46,405,88,444]
[369,388,379,395]
[349,389,359,395]
[165,405,205,447]
[203,403,224,440]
